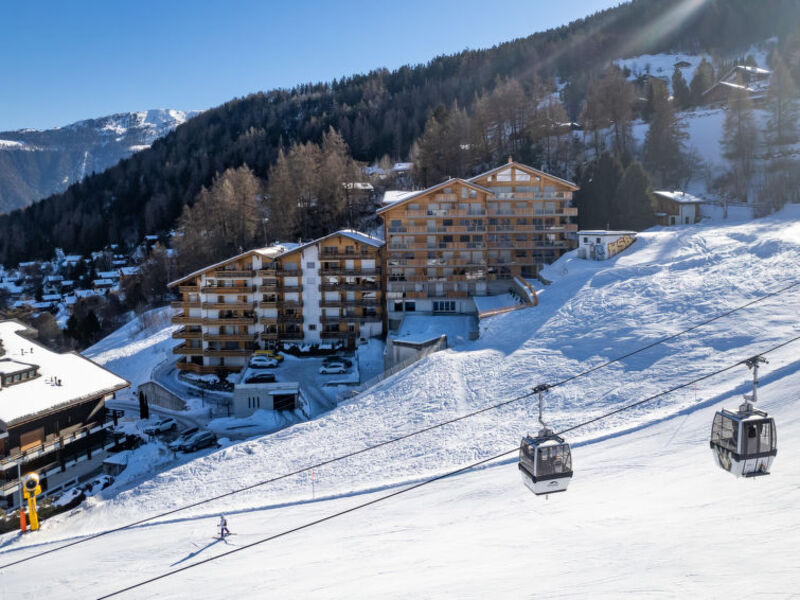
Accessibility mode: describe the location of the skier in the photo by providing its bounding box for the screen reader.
[218,514,230,539]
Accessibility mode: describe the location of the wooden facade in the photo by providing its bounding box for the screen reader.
[168,230,384,376]
[378,160,578,323]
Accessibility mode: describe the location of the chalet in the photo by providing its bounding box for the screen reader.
[377,159,578,326]
[0,320,129,509]
[653,190,704,225]
[167,230,384,376]
[232,382,301,417]
[703,65,771,106]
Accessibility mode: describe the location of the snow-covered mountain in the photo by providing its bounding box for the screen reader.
[0,109,199,214]
[2,207,800,597]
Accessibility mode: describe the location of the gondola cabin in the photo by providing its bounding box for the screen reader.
[710,407,777,477]
[519,434,573,495]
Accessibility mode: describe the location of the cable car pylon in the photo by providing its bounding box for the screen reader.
[710,355,778,477]
[518,384,573,496]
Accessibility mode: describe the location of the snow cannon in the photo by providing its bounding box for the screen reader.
[22,472,42,531]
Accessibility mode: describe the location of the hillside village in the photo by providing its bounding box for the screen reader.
[1,0,799,595]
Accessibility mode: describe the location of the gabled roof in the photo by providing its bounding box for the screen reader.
[468,161,578,190]
[277,229,384,258]
[167,245,289,287]
[653,190,705,204]
[376,178,494,214]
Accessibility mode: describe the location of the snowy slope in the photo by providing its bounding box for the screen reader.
[2,210,800,596]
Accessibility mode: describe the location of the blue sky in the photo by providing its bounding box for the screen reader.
[0,0,622,131]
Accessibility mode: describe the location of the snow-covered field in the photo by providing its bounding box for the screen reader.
[2,209,800,597]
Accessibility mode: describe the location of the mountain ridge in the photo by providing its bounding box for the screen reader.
[0,109,199,214]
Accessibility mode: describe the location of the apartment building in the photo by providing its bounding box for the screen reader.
[168,230,384,375]
[378,160,578,326]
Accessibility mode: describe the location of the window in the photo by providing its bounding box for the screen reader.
[308,324,316,331]
[404,301,416,312]
[306,262,315,269]
[433,301,456,312]
[394,301,404,312]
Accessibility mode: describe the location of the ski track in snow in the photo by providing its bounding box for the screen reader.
[2,209,800,597]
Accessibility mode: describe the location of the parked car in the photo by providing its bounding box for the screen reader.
[249,355,279,368]
[142,417,178,435]
[168,426,199,450]
[319,363,347,375]
[245,372,276,384]
[254,349,284,362]
[323,355,353,368]
[176,430,217,452]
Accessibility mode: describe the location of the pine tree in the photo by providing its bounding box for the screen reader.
[689,58,715,105]
[765,54,799,152]
[720,76,759,201]
[615,162,655,230]
[643,82,689,189]
[574,153,623,229]
[672,67,691,110]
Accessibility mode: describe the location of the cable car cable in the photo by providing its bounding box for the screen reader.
[95,334,800,598]
[3,280,799,570]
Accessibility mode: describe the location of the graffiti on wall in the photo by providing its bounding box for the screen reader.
[606,235,635,258]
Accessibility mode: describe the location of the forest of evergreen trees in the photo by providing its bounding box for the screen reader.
[1,0,798,266]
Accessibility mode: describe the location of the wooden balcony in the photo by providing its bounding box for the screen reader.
[278,300,303,308]
[172,328,202,340]
[279,332,304,340]
[280,284,303,293]
[259,317,278,325]
[320,268,381,277]
[258,283,278,292]
[320,282,379,292]
[203,348,251,358]
[281,316,304,324]
[176,361,219,374]
[213,270,254,278]
[260,332,279,340]
[203,316,256,325]
[179,285,200,293]
[321,315,381,324]
[201,286,255,294]
[319,251,374,260]
[257,267,280,276]
[173,314,203,325]
[171,300,201,309]
[203,333,255,342]
[259,301,279,309]
[202,302,254,310]
[173,344,203,355]
[319,299,382,307]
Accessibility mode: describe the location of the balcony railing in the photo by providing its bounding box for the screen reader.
[319,299,382,307]
[213,270,254,278]
[202,316,257,325]
[321,315,381,323]
[203,348,252,358]
[201,285,255,294]
[0,421,114,469]
[320,282,379,292]
[260,332,279,340]
[172,329,202,339]
[203,334,255,342]
[320,331,353,339]
[173,314,203,324]
[171,301,201,309]
[320,268,381,277]
[278,300,304,308]
[320,251,373,260]
[259,317,278,325]
[179,285,200,293]
[173,344,203,355]
[202,302,254,310]
[259,301,279,309]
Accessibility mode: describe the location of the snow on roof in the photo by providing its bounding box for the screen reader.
[381,190,417,205]
[119,266,140,276]
[376,178,495,214]
[0,358,37,376]
[342,182,374,191]
[93,279,115,286]
[579,230,638,236]
[168,244,289,287]
[64,255,82,263]
[393,314,473,346]
[279,230,384,258]
[469,161,578,190]
[392,162,413,172]
[653,190,705,204]
[0,320,129,425]
[41,294,62,301]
